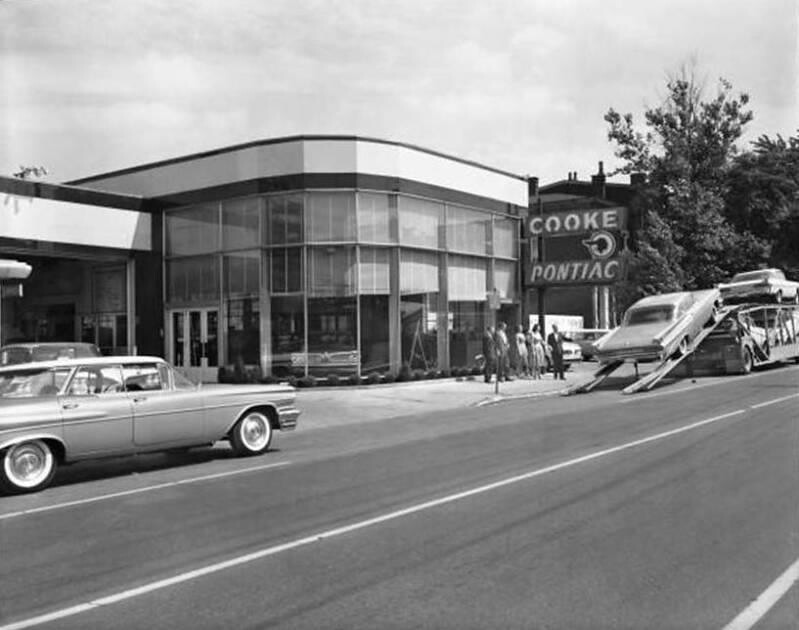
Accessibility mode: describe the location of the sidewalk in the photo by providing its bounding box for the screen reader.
[295,362,596,430]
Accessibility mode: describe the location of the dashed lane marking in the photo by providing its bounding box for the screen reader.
[721,556,799,630]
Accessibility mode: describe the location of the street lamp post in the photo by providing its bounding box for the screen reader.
[0,260,33,346]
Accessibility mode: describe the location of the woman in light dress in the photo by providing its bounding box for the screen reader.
[528,323,546,379]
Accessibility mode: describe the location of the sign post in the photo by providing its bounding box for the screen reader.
[0,260,33,346]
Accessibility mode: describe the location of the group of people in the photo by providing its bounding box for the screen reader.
[481,322,567,383]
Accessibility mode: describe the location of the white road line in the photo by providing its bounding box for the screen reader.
[0,407,751,630]
[721,556,799,630]
[750,392,799,410]
[0,461,291,521]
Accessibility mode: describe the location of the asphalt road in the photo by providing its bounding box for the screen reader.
[1,365,797,629]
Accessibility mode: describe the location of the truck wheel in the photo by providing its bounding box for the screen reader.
[676,336,690,357]
[741,347,753,374]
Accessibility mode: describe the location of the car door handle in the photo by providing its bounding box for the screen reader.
[62,402,79,409]
[132,397,147,403]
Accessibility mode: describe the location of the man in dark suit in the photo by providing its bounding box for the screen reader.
[482,325,497,383]
[547,324,566,380]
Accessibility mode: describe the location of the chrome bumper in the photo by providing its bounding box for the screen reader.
[277,406,300,431]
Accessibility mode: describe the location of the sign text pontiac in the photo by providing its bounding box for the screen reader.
[528,206,629,286]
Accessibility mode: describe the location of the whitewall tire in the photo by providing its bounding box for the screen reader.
[0,440,57,494]
[231,411,273,456]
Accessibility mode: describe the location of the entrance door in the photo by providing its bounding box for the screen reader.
[170,308,218,382]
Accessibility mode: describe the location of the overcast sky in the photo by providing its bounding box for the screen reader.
[1,0,796,186]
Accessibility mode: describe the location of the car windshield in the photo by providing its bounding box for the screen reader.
[0,368,71,398]
[625,305,675,325]
[732,270,776,282]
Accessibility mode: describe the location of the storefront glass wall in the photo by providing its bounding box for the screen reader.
[164,190,519,380]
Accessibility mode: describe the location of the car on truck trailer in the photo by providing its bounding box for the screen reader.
[689,304,799,374]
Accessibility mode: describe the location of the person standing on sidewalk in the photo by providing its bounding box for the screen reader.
[528,324,544,379]
[515,325,529,377]
[547,324,566,380]
[482,325,497,383]
[496,322,511,382]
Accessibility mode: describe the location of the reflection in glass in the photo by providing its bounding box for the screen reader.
[400,293,438,370]
[358,192,393,243]
[223,251,260,296]
[270,248,303,294]
[306,192,356,242]
[166,257,220,303]
[222,197,260,250]
[166,205,219,256]
[307,297,357,376]
[446,206,489,255]
[270,295,305,377]
[449,301,484,368]
[227,298,260,365]
[398,197,442,249]
[267,195,303,244]
[360,295,389,373]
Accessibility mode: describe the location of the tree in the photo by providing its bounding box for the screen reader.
[725,132,799,279]
[605,67,754,312]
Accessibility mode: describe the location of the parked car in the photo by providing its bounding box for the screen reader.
[718,268,799,304]
[564,329,611,361]
[0,342,101,367]
[0,356,299,493]
[594,289,720,364]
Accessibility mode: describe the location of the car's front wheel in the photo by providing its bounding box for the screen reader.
[741,347,753,374]
[0,440,57,494]
[676,336,690,358]
[230,411,273,456]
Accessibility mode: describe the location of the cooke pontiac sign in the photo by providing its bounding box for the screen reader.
[528,206,628,286]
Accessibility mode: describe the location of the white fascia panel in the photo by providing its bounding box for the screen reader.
[1,194,151,251]
[356,141,528,207]
[80,141,306,197]
[302,140,358,173]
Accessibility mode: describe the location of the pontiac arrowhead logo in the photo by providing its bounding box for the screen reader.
[581,230,616,260]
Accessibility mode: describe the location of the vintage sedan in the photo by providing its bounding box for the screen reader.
[718,268,799,304]
[0,356,299,494]
[594,289,720,364]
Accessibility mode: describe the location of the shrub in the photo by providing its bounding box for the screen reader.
[326,373,341,387]
[397,364,412,382]
[382,372,396,384]
[366,371,382,385]
[348,374,362,386]
[425,369,437,380]
[439,368,451,379]
[412,369,425,381]
[287,376,298,387]
[259,374,277,384]
[298,375,317,388]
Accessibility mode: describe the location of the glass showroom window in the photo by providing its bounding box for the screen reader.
[398,196,443,250]
[400,249,439,371]
[306,192,356,242]
[166,256,220,304]
[359,248,391,373]
[222,197,260,251]
[223,251,260,366]
[269,248,303,294]
[446,206,489,256]
[358,192,395,244]
[269,247,304,377]
[493,216,518,259]
[492,259,517,303]
[165,204,219,256]
[266,194,303,245]
[448,255,487,368]
[307,246,357,376]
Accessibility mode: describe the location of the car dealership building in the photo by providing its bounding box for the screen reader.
[0,136,533,381]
